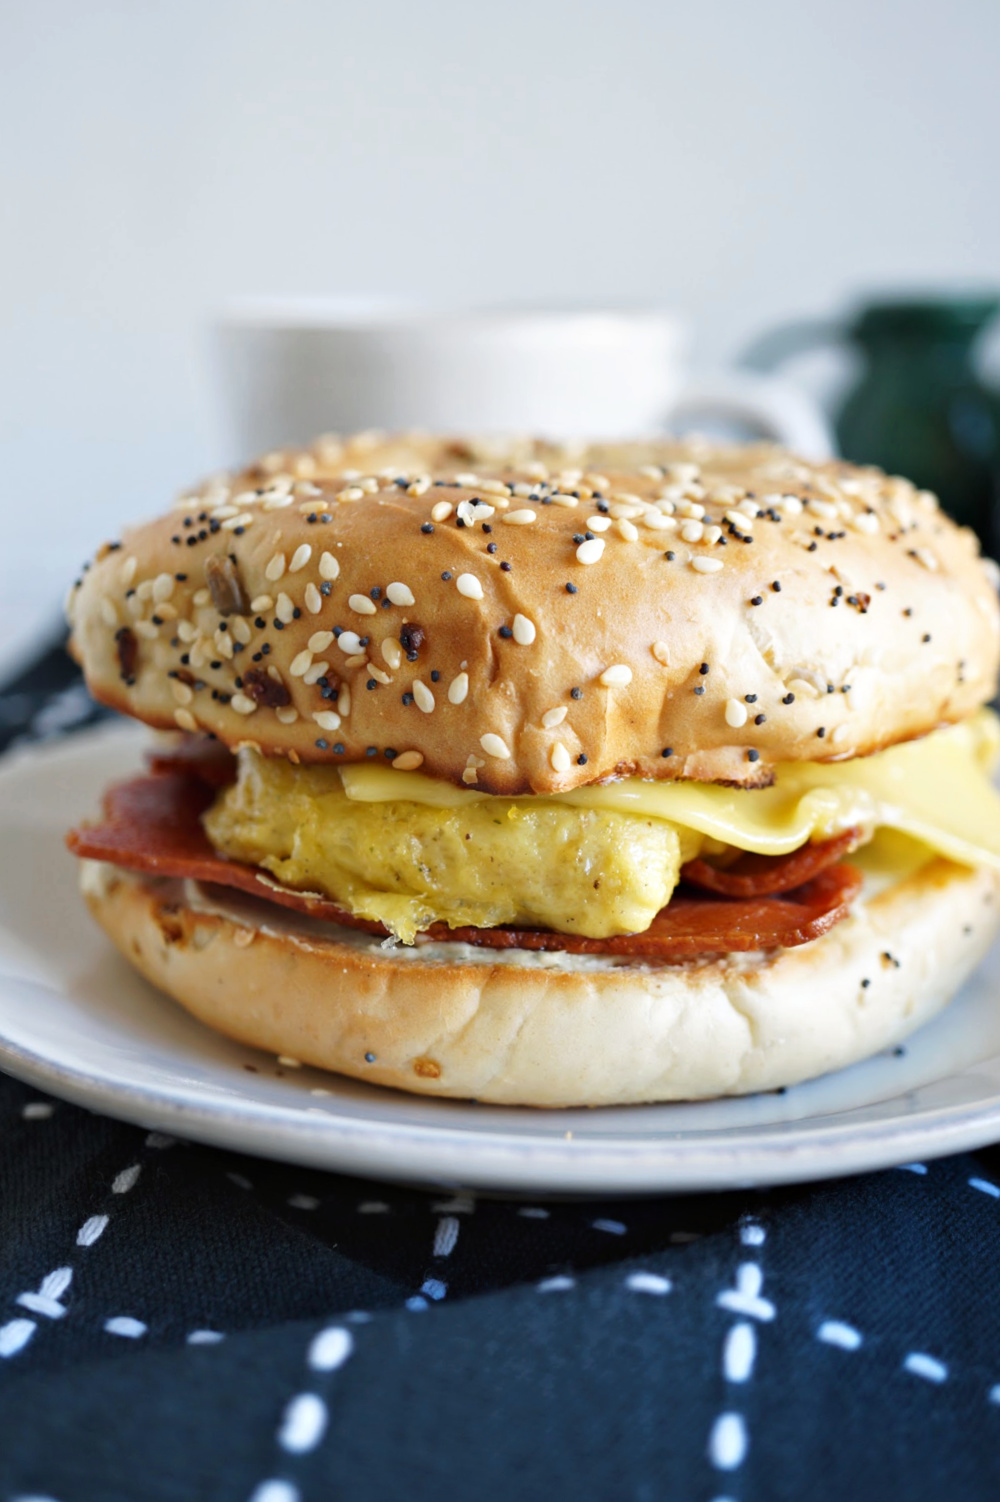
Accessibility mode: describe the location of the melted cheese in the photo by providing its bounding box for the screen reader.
[341,711,1000,872]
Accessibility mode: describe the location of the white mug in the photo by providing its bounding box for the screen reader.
[215,300,832,461]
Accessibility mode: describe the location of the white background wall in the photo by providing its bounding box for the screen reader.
[2,0,999,666]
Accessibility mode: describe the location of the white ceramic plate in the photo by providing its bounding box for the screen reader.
[2,724,1000,1196]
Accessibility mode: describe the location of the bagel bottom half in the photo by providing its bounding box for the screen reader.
[79,857,1000,1108]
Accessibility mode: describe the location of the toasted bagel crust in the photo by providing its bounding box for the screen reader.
[80,857,1000,1106]
[67,434,1000,794]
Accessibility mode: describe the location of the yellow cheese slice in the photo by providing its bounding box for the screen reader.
[339,710,1000,872]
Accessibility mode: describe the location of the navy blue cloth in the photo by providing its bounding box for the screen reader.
[2,644,1000,1502]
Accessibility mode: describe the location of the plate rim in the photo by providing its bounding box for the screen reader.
[3,1003,1000,1194]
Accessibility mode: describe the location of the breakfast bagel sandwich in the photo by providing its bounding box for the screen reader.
[66,432,1000,1106]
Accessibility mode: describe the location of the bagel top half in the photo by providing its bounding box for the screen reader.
[67,432,1000,795]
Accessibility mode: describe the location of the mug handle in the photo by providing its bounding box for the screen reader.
[666,370,835,461]
[739,319,842,374]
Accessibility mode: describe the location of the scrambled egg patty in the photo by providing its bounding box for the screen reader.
[205,751,698,943]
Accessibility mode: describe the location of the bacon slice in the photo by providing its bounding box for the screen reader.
[146,738,237,788]
[680,826,863,898]
[67,770,862,960]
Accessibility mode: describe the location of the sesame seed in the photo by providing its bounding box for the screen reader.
[640,511,676,531]
[348,593,377,616]
[265,553,287,582]
[512,613,537,645]
[480,732,511,760]
[599,664,633,688]
[500,562,512,572]
[289,544,312,573]
[448,672,469,705]
[755,713,766,725]
[541,706,568,728]
[661,747,673,758]
[570,686,583,700]
[771,580,781,592]
[680,519,704,543]
[747,748,760,762]
[413,680,435,713]
[691,557,724,574]
[230,694,258,716]
[576,538,605,565]
[275,706,299,725]
[387,582,416,607]
[577,754,588,765]
[503,509,537,527]
[586,515,613,533]
[304,582,323,614]
[499,625,513,639]
[308,630,335,653]
[431,501,454,522]
[289,650,314,677]
[651,641,670,666]
[313,710,342,731]
[750,595,763,606]
[550,742,571,773]
[565,582,578,594]
[275,592,295,625]
[318,552,340,581]
[392,751,424,771]
[304,660,330,685]
[382,639,403,671]
[665,551,676,561]
[725,698,748,728]
[817,726,826,738]
[456,573,484,600]
[174,708,197,732]
[338,630,363,654]
[421,523,434,534]
[617,518,640,542]
[782,692,795,705]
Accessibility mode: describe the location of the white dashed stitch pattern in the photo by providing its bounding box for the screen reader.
[707,1221,769,1488]
[0,1147,148,1359]
[250,1325,355,1500]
